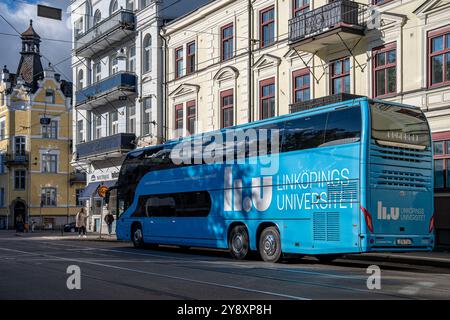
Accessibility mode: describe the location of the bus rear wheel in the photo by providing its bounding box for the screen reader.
[259,227,282,263]
[229,225,249,260]
[132,224,144,248]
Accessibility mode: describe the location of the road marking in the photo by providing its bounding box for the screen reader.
[0,247,310,300]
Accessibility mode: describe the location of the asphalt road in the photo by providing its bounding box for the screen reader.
[0,233,449,300]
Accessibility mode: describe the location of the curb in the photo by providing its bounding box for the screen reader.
[344,253,450,269]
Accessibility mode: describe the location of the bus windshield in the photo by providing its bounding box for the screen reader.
[370,102,430,149]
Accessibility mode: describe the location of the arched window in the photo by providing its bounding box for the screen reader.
[143,35,152,73]
[126,0,134,11]
[77,69,84,89]
[94,9,101,25]
[110,0,119,15]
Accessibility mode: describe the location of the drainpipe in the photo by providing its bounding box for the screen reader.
[161,31,169,143]
[247,0,253,123]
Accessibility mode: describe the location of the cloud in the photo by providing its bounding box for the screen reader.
[0,0,73,81]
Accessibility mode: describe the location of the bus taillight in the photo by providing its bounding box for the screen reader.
[360,206,374,233]
[429,215,435,233]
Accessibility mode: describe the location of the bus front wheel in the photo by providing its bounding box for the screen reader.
[259,227,282,263]
[229,225,249,260]
[132,224,144,248]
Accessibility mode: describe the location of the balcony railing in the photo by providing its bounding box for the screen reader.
[70,172,87,185]
[75,72,137,109]
[74,9,136,58]
[290,93,365,113]
[289,0,367,45]
[76,133,136,160]
[5,153,29,166]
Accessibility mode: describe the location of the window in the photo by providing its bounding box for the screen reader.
[0,118,5,140]
[94,62,102,82]
[76,189,84,206]
[77,69,83,90]
[142,97,152,135]
[221,89,234,128]
[260,6,275,48]
[186,41,196,75]
[186,100,196,135]
[110,53,119,75]
[293,69,310,103]
[74,17,83,38]
[45,89,55,104]
[0,153,5,174]
[128,105,136,134]
[260,78,275,120]
[93,114,102,139]
[175,47,183,79]
[330,57,350,94]
[293,0,309,17]
[428,26,450,87]
[77,120,84,143]
[110,0,119,14]
[110,111,119,135]
[135,191,211,218]
[41,188,57,207]
[221,24,234,61]
[373,43,396,97]
[94,9,101,25]
[0,188,4,207]
[15,136,26,156]
[372,0,394,5]
[14,169,26,190]
[42,120,58,139]
[143,35,152,73]
[128,46,136,73]
[433,139,450,190]
[141,0,151,9]
[283,107,361,152]
[126,0,134,11]
[42,154,57,173]
[175,104,183,131]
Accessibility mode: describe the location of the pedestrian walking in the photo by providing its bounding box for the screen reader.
[15,215,24,233]
[31,219,36,233]
[104,212,115,236]
[76,208,87,238]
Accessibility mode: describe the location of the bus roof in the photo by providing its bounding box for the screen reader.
[128,95,420,156]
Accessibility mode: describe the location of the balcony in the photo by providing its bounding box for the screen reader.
[74,9,136,58]
[75,72,137,110]
[76,133,136,161]
[288,0,367,53]
[5,153,29,166]
[70,172,87,185]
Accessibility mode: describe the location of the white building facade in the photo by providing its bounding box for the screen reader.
[70,0,209,232]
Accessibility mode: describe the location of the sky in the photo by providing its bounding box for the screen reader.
[0,0,73,81]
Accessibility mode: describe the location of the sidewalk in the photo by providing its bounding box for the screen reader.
[3,230,119,242]
[347,250,450,269]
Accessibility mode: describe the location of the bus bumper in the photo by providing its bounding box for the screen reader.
[365,234,435,252]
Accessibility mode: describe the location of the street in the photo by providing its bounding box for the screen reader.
[0,232,449,300]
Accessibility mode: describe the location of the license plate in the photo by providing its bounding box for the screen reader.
[396,239,412,245]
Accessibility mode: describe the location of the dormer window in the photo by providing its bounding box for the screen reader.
[45,89,55,104]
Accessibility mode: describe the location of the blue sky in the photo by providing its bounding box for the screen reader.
[0,0,73,80]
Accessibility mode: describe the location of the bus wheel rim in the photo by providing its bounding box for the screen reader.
[134,229,142,243]
[263,234,276,256]
[232,234,243,253]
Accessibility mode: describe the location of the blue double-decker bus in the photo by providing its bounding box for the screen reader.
[110,95,435,263]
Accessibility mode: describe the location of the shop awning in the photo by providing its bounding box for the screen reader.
[79,182,101,201]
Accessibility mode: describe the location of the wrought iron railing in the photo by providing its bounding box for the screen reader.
[289,0,368,44]
[75,71,137,106]
[74,9,135,52]
[76,133,136,159]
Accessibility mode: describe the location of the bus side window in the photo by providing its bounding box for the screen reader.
[323,107,361,147]
[146,196,176,217]
[257,123,284,156]
[282,113,327,152]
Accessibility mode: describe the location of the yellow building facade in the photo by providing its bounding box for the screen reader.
[0,21,85,229]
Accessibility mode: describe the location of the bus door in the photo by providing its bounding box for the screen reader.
[145,195,178,240]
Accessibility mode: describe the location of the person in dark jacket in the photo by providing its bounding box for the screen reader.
[104,212,115,236]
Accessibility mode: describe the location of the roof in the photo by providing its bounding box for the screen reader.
[21,20,40,39]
